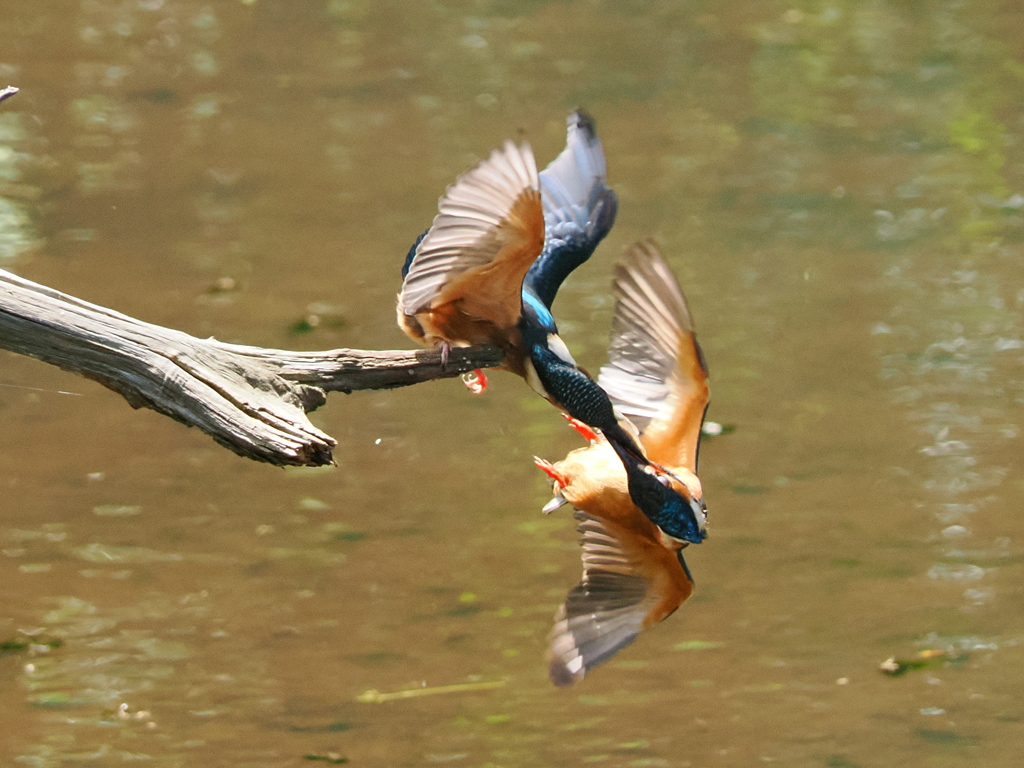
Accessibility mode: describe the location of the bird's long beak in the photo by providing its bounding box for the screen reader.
[693,497,708,528]
[690,497,708,539]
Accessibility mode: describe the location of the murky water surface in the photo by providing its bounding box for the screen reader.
[2,1,1024,766]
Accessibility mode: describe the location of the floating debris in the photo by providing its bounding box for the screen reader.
[18,563,51,573]
[289,303,347,334]
[73,543,182,563]
[674,640,723,651]
[93,504,142,517]
[0,636,61,657]
[701,421,735,437]
[879,649,968,677]
[356,679,505,703]
[287,722,351,733]
[29,691,85,709]
[208,277,237,293]
[917,729,976,746]
[290,315,320,334]
[305,754,348,764]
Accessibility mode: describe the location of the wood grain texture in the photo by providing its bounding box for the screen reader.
[0,269,503,467]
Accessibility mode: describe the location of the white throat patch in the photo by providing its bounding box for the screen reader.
[547,333,576,365]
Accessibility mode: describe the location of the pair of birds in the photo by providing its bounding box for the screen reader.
[396,112,710,686]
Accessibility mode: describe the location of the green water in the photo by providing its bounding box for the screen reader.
[2,1,1024,766]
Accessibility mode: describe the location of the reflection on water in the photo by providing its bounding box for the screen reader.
[3,1,1024,766]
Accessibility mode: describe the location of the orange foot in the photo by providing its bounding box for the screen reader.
[533,456,567,487]
[461,369,488,394]
[561,413,598,443]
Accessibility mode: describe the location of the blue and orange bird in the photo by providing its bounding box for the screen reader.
[534,239,710,686]
[397,112,648,465]
[396,139,544,374]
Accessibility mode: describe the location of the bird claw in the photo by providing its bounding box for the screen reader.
[533,456,567,487]
[461,369,488,394]
[561,414,599,443]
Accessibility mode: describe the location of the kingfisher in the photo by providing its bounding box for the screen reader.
[396,138,544,371]
[397,111,645,461]
[533,239,710,686]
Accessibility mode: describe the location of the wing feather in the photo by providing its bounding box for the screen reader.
[598,240,709,472]
[399,140,542,316]
[525,111,618,309]
[540,110,607,219]
[547,509,691,687]
[547,511,647,687]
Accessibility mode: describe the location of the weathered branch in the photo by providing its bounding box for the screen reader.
[211,341,503,394]
[0,269,503,467]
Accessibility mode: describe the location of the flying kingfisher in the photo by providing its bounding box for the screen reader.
[534,239,710,686]
[396,111,644,462]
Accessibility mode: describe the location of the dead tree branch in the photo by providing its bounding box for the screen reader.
[0,269,503,467]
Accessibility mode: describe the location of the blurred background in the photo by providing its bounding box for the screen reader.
[1,1,1024,766]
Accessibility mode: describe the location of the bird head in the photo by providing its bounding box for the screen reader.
[609,442,707,545]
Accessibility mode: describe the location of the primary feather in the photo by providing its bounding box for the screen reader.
[525,110,619,310]
[547,506,694,687]
[397,140,544,353]
[599,239,709,473]
[540,240,710,685]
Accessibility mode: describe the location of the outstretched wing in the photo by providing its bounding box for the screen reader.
[597,240,709,473]
[524,110,618,310]
[547,509,693,687]
[398,141,544,322]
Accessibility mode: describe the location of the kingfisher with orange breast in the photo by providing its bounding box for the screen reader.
[533,240,710,686]
[396,111,646,464]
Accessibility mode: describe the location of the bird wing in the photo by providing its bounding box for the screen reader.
[525,111,618,309]
[597,240,709,473]
[547,509,693,687]
[398,140,544,324]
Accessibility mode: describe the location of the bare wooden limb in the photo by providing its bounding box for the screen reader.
[211,342,503,393]
[0,269,503,467]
